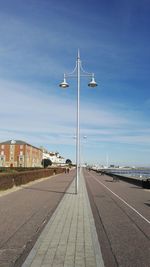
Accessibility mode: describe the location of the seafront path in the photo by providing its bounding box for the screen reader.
[0,168,149,267]
[21,170,104,267]
[21,168,150,267]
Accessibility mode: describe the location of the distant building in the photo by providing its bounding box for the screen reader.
[50,152,65,165]
[0,140,42,167]
[40,147,65,166]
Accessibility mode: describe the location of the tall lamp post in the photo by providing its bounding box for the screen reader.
[59,50,97,194]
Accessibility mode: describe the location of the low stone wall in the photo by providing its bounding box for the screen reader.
[95,170,150,189]
[105,172,142,186]
[0,168,65,190]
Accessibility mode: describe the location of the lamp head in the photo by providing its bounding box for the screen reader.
[59,77,69,88]
[88,77,98,88]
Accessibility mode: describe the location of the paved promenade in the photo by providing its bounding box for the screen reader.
[22,171,104,267]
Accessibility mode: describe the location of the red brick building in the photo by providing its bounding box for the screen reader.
[0,140,42,167]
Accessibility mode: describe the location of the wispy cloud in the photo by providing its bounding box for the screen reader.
[0,79,149,149]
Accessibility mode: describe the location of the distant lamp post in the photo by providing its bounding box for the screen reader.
[73,135,87,170]
[59,50,97,194]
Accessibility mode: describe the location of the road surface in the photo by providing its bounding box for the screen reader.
[84,169,150,267]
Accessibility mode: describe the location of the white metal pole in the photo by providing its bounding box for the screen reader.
[76,50,80,194]
[59,51,97,193]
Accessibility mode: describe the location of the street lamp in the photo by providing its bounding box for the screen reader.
[59,50,97,194]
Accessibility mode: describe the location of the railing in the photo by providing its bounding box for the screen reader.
[93,168,150,189]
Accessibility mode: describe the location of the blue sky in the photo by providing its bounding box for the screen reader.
[1,0,150,166]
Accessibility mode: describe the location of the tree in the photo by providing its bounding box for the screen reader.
[42,159,52,168]
[66,159,72,165]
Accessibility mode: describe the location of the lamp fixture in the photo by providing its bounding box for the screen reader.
[88,76,98,87]
[59,77,69,88]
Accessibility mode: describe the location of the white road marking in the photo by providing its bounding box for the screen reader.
[90,173,150,225]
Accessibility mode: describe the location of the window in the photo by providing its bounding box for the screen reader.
[1,145,4,149]
[20,151,23,156]
[1,151,4,155]
[19,155,24,161]
[20,145,23,149]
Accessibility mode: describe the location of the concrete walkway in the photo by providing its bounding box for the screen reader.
[22,171,104,267]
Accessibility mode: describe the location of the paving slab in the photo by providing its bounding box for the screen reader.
[22,170,104,267]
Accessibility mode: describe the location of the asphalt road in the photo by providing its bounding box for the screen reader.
[0,170,75,267]
[84,169,150,267]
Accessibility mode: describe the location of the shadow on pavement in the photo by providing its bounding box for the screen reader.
[129,186,143,189]
[22,186,75,195]
[144,202,150,207]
